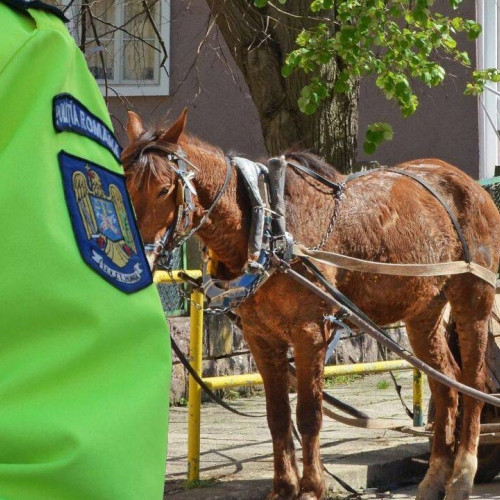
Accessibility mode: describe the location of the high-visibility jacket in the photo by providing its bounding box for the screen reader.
[0,2,171,498]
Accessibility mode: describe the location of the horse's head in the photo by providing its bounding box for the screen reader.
[122,109,189,268]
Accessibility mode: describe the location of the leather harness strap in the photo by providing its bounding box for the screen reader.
[386,168,472,263]
[287,158,341,191]
[345,166,472,263]
[294,245,497,287]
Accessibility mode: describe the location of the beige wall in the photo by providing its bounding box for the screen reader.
[110,0,480,178]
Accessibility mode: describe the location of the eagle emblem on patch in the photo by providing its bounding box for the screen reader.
[59,151,152,293]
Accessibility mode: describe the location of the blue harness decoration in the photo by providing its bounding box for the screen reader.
[53,94,123,161]
[59,151,152,293]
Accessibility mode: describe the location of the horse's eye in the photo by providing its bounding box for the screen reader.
[158,187,171,198]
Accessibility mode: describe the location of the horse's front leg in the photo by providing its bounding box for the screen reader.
[293,323,327,500]
[244,331,300,500]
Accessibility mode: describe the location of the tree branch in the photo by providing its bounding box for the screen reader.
[86,3,108,103]
[141,0,169,68]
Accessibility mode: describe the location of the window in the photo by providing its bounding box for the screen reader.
[64,0,170,97]
[477,0,499,178]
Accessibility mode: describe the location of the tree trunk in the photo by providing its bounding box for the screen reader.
[205,0,359,173]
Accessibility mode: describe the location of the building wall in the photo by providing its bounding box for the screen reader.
[358,0,479,178]
[109,0,480,178]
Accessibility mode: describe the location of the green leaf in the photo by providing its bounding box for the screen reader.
[334,79,348,93]
[451,17,463,31]
[281,64,293,78]
[279,0,482,131]
[364,141,377,155]
[311,0,332,12]
[253,0,268,7]
[298,96,309,111]
[304,102,317,115]
[443,37,457,49]
[383,129,394,141]
[466,22,482,40]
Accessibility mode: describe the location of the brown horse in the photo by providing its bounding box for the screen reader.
[122,109,500,500]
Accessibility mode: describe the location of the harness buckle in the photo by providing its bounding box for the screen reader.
[273,232,294,263]
[243,260,267,275]
[334,309,350,322]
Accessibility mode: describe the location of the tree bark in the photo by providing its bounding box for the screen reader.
[205,0,359,173]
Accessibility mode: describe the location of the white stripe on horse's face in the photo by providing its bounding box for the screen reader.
[146,251,158,271]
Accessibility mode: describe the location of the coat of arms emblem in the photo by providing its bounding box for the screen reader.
[59,152,152,293]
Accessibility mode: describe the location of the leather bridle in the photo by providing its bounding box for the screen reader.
[139,144,232,270]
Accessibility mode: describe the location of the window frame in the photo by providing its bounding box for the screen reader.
[65,0,170,97]
[477,0,499,179]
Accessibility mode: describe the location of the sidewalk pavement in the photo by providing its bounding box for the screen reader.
[164,372,436,499]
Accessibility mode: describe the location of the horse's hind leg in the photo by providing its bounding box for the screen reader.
[293,322,326,500]
[243,331,300,500]
[444,277,494,500]
[405,294,460,500]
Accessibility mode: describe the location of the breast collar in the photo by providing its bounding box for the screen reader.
[140,147,278,311]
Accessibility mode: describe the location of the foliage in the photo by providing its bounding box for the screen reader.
[324,374,363,388]
[254,0,500,153]
[376,379,390,390]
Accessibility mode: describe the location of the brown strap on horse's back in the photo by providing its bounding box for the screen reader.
[386,167,472,263]
[345,166,472,262]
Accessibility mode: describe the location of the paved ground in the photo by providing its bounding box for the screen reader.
[391,480,500,499]
[163,372,499,499]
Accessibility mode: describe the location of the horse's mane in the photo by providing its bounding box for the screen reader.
[123,127,224,188]
[285,150,340,182]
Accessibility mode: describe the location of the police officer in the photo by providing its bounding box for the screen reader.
[0,1,171,498]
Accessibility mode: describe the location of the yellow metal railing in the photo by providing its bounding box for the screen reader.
[155,271,425,483]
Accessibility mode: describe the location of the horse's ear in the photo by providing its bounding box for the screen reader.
[127,111,145,143]
[159,108,188,145]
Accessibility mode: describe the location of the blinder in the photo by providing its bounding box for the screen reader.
[142,146,198,265]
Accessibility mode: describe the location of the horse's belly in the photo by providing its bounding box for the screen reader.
[336,273,446,325]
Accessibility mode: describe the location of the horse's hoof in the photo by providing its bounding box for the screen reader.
[444,451,475,500]
[417,458,452,500]
[416,484,445,500]
[298,493,319,500]
[267,485,299,500]
[267,493,294,500]
[445,479,472,500]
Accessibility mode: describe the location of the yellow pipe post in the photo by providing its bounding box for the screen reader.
[154,269,202,284]
[323,359,411,377]
[203,359,413,390]
[187,288,204,483]
[413,369,424,427]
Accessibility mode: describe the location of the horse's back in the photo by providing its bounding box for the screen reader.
[397,158,500,272]
[327,158,500,323]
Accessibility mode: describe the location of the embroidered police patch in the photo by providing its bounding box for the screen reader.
[53,94,122,161]
[59,151,152,293]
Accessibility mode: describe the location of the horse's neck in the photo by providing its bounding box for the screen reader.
[182,141,249,275]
